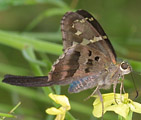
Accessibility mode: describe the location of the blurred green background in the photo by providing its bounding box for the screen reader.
[0,0,141,120]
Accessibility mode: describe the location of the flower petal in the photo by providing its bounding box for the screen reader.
[106,103,129,118]
[46,107,63,115]
[93,93,115,117]
[130,102,141,113]
[49,93,70,110]
[92,104,104,117]
[55,113,65,120]
[93,93,129,118]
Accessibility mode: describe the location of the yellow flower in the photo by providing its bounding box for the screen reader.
[93,93,141,119]
[46,93,71,120]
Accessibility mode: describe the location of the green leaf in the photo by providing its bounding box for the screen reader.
[0,30,62,55]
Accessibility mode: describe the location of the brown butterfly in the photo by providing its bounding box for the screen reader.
[2,10,131,104]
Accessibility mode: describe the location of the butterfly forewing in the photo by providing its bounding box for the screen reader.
[61,10,116,64]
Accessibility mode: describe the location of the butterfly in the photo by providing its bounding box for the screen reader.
[2,10,131,101]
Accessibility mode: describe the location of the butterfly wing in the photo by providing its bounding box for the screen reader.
[48,10,117,92]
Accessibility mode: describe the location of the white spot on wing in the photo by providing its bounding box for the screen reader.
[74,19,79,22]
[89,17,94,21]
[103,35,107,39]
[81,39,90,45]
[80,19,85,23]
[72,23,74,28]
[74,19,86,23]
[75,30,82,36]
[73,41,78,45]
[90,36,103,43]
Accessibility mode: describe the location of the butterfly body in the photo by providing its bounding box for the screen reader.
[2,10,131,94]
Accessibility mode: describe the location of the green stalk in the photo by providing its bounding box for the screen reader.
[0,30,62,55]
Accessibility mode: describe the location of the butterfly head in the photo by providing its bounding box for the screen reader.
[120,61,132,75]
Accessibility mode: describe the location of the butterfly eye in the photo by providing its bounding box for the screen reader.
[121,62,128,70]
[120,62,131,75]
[95,56,100,61]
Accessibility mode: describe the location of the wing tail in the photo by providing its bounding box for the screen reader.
[2,74,53,87]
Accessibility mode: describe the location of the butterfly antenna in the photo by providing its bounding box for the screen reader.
[132,70,141,75]
[130,72,138,99]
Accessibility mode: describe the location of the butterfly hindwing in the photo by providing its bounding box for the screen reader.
[48,44,113,88]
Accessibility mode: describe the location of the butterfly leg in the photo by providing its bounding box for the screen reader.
[122,76,126,93]
[120,76,125,101]
[84,85,100,101]
[97,89,104,120]
[113,81,118,104]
